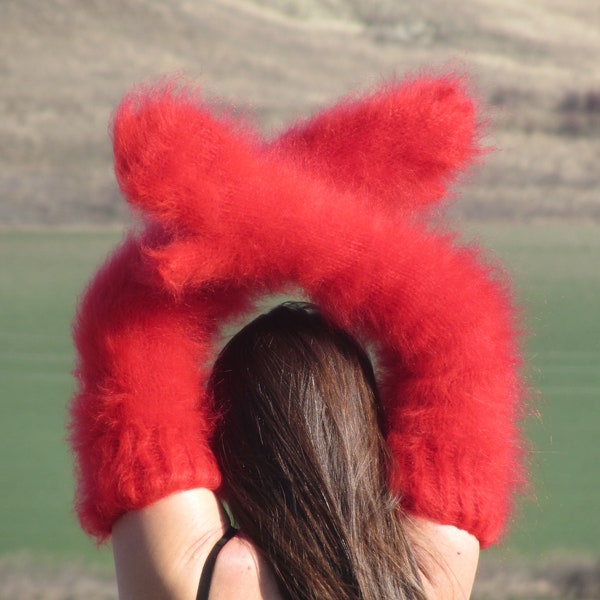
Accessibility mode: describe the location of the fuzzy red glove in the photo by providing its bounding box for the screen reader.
[71,73,525,548]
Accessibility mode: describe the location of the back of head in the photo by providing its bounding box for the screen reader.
[209,303,426,600]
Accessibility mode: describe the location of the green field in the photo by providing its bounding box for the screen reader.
[0,223,598,565]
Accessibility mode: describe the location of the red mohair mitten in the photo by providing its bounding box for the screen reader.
[273,73,482,213]
[70,236,257,539]
[71,73,526,548]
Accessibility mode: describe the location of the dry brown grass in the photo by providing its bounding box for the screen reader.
[0,555,117,600]
[473,555,600,600]
[1,0,599,224]
[2,554,599,600]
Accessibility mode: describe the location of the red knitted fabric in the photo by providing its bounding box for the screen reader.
[70,73,526,547]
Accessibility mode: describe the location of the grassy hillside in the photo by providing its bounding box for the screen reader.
[1,0,599,224]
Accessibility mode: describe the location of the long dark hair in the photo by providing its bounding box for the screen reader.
[209,303,426,599]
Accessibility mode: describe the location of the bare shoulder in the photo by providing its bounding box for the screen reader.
[411,517,480,600]
[208,535,283,600]
[111,488,282,600]
[112,488,230,599]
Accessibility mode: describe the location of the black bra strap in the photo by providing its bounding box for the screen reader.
[196,526,239,600]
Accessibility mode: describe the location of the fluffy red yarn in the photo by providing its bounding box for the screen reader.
[70,73,526,547]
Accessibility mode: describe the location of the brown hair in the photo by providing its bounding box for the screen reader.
[209,303,426,599]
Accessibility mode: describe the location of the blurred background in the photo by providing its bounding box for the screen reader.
[1,1,598,598]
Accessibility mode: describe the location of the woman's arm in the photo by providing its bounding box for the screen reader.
[112,489,282,600]
[412,518,480,600]
[112,489,227,600]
